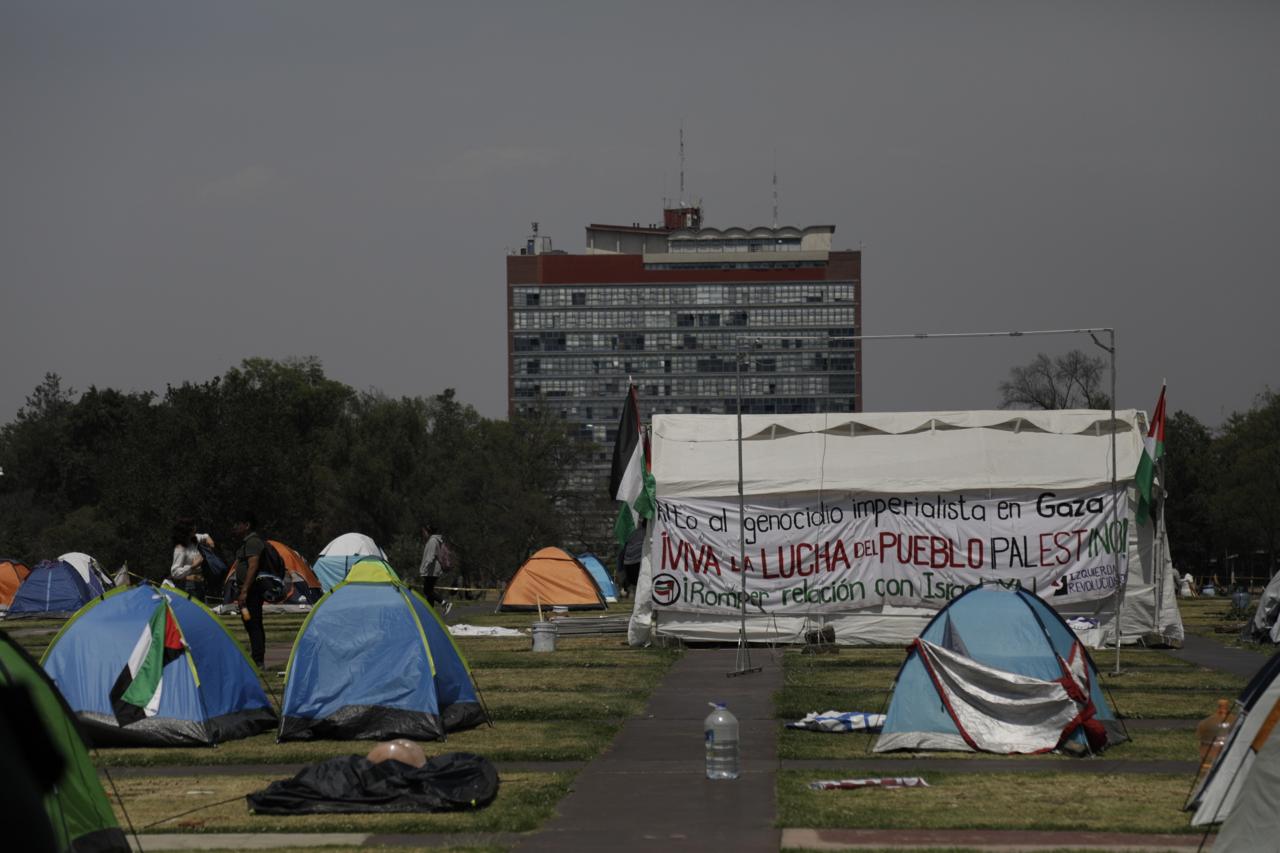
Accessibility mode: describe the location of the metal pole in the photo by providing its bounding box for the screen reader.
[1108,330,1125,675]
[730,337,759,677]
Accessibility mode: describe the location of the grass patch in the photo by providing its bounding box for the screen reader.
[1108,690,1242,720]
[777,770,1195,833]
[95,720,619,768]
[108,770,568,834]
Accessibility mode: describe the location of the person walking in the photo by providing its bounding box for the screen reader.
[231,511,267,669]
[169,519,213,602]
[418,523,451,615]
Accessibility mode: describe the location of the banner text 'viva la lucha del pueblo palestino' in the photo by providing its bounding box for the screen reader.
[650,488,1125,612]
[629,410,1184,648]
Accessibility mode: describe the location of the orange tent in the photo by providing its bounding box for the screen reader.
[226,541,320,590]
[497,547,607,612]
[269,540,321,590]
[0,559,31,607]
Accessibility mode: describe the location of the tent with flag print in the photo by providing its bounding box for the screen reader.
[278,558,486,741]
[874,585,1127,754]
[41,584,276,746]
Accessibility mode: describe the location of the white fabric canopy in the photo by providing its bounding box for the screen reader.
[628,409,1184,648]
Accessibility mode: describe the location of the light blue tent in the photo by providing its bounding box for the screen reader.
[8,560,98,617]
[576,553,619,602]
[874,586,1126,754]
[313,531,386,592]
[278,558,487,741]
[41,584,276,746]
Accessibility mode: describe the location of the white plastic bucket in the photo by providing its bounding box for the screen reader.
[532,621,557,652]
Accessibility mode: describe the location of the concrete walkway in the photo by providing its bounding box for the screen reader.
[1166,634,1270,679]
[512,647,784,852]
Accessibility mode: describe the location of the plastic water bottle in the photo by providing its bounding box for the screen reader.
[1197,698,1234,771]
[704,701,740,780]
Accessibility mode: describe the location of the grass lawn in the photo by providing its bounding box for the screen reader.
[0,608,677,841]
[6,589,1265,844]
[777,770,1197,834]
[108,770,570,834]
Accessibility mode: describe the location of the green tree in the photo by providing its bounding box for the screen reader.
[1163,410,1218,574]
[1214,391,1280,581]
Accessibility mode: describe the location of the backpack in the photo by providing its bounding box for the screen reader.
[437,539,455,574]
[198,544,229,586]
[257,540,286,580]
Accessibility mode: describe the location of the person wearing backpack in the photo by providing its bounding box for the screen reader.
[418,522,452,615]
[231,511,269,668]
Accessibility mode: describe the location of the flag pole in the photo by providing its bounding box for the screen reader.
[729,335,760,677]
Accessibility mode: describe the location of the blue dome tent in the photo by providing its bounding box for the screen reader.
[874,586,1126,755]
[41,585,276,746]
[279,558,487,741]
[8,560,98,617]
[576,553,619,602]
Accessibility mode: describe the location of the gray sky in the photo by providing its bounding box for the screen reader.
[2,2,1276,428]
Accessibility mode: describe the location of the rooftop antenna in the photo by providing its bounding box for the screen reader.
[772,149,779,228]
[679,123,685,205]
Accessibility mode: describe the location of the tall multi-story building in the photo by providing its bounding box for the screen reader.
[506,203,862,497]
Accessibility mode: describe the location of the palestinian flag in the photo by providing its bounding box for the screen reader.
[1135,384,1167,525]
[610,384,656,546]
[109,601,187,726]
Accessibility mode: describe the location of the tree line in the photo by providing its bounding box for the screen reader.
[0,358,614,589]
[1000,350,1280,583]
[3,351,1275,589]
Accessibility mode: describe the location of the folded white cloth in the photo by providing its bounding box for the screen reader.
[448,624,525,637]
[809,777,928,790]
[787,710,886,732]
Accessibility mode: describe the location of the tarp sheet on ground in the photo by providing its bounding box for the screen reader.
[628,410,1184,648]
[246,752,499,815]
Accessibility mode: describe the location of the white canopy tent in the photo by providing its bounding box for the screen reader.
[627,409,1183,648]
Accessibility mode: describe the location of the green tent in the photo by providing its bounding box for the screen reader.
[0,630,128,852]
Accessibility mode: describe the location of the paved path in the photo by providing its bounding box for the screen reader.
[512,647,784,853]
[1165,634,1269,679]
